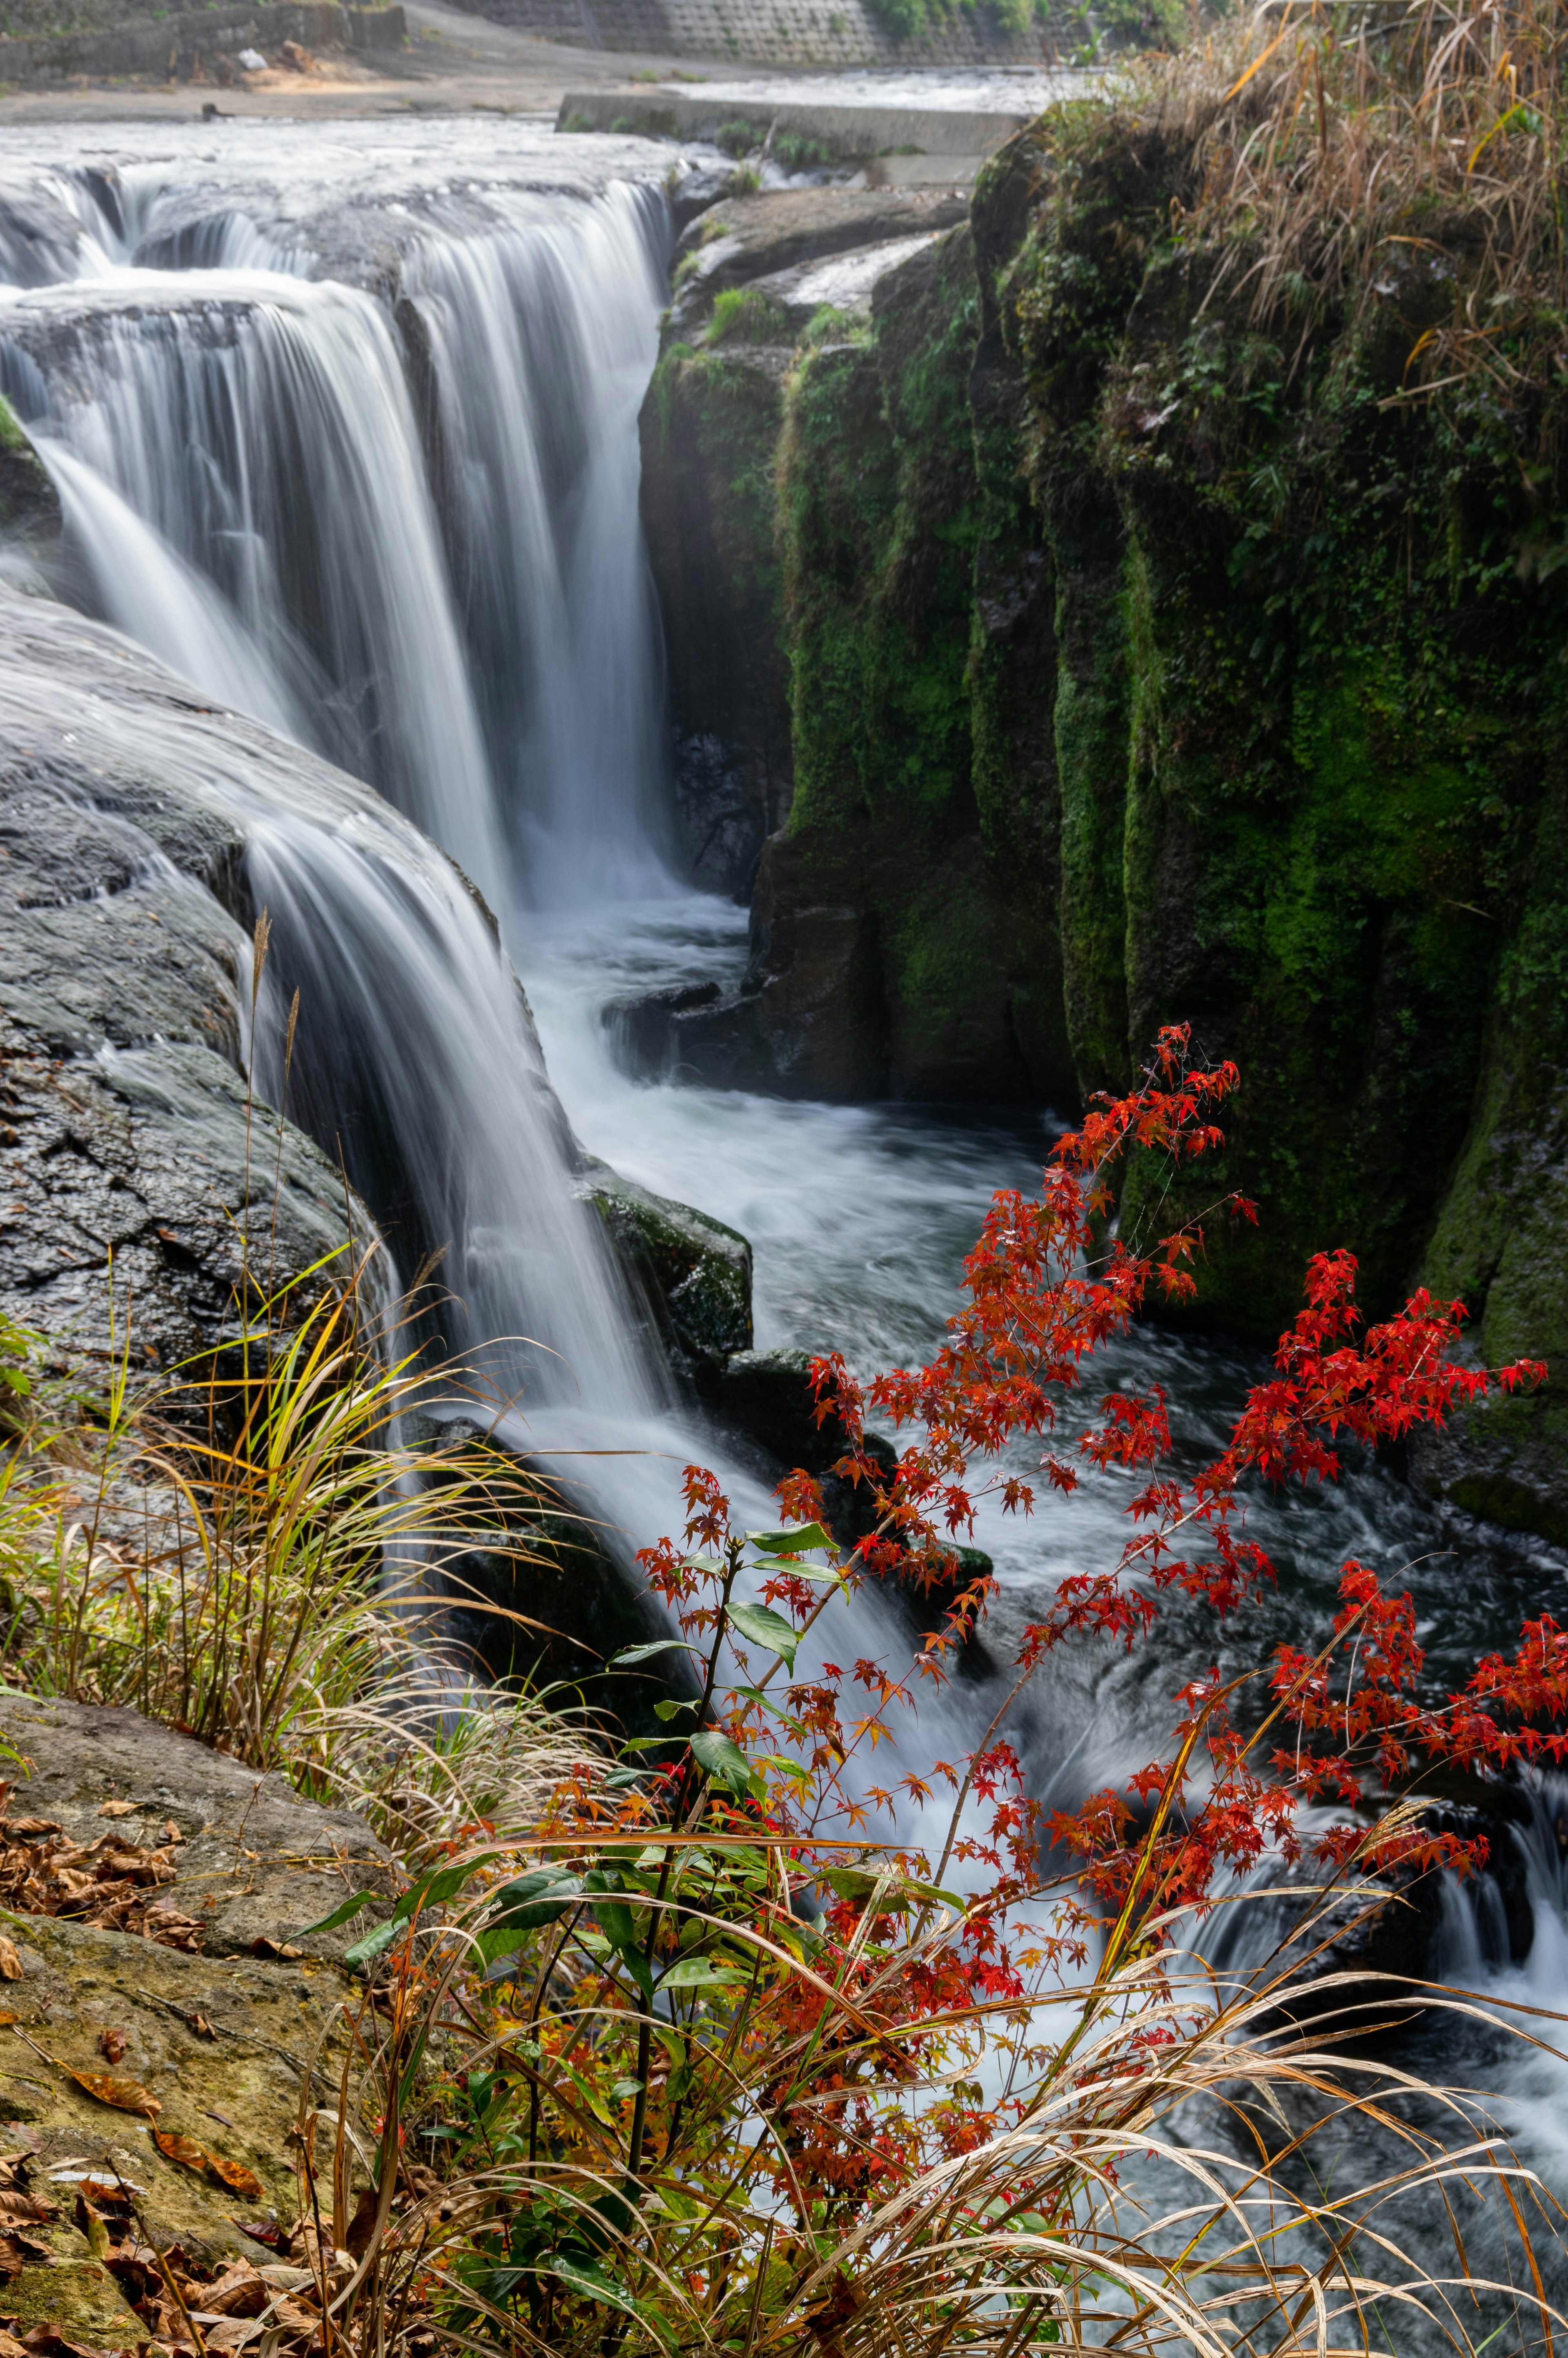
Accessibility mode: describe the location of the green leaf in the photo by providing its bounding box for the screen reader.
[609,1638,701,1666]
[819,1866,965,1912]
[548,2258,644,2323]
[746,1522,834,1557]
[294,1889,380,1939]
[657,1953,747,1992]
[689,1728,753,1795]
[726,1601,801,1668]
[343,1918,400,1969]
[654,1698,697,1722]
[487,1869,582,1931]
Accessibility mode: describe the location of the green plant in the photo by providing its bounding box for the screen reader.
[773,129,830,170]
[726,161,762,195]
[866,0,926,39]
[715,116,756,158]
[708,285,789,345]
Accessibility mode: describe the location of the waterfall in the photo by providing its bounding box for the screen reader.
[0,163,670,920]
[0,142,679,1428]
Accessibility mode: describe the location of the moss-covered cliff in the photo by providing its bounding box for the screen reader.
[637,42,1568,1535]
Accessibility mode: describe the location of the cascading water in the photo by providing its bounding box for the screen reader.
[4,115,1568,1986]
[0,122,993,1857]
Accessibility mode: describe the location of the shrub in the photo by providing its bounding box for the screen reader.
[715,116,757,158]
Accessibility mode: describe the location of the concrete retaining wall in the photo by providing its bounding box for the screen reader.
[561,84,1035,151]
[0,0,402,80]
[473,0,1056,68]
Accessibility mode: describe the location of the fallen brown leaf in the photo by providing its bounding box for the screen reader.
[96,1803,136,1821]
[189,2015,214,2042]
[0,2195,51,2229]
[98,2030,126,2066]
[0,2235,51,2279]
[0,1944,21,1986]
[65,2070,160,2119]
[205,2156,264,2203]
[153,2132,262,2204]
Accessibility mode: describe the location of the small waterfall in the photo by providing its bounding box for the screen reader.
[0,167,671,921]
[0,148,681,1445]
[0,274,506,896]
[1441,1772,1568,1997]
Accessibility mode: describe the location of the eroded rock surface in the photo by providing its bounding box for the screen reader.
[0,1694,397,2336]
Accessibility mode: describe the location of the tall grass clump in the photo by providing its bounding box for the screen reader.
[0,915,608,1855]
[1094,0,1567,390]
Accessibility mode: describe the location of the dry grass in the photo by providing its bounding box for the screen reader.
[0,1268,608,1862]
[1101,0,1567,387]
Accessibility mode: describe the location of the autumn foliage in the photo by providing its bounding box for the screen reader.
[350,1024,1562,2354]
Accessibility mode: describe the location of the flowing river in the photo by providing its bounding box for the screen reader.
[4,118,1568,2300]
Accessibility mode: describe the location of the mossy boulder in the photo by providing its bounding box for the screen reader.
[0,396,59,571]
[575,1154,752,1383]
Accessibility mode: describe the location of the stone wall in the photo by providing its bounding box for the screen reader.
[468,0,1058,69]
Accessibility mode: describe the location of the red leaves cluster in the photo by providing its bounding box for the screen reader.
[630,1023,1555,2217]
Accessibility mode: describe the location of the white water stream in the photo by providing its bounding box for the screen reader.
[5,128,1568,2305]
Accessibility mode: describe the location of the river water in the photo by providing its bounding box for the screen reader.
[3,115,1568,2309]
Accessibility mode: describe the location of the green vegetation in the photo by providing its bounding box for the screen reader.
[708,284,789,344]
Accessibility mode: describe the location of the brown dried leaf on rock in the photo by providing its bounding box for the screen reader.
[65,2069,160,2119]
[97,2030,126,2066]
[96,1804,136,1821]
[153,2133,262,2204]
[0,1942,22,1985]
[0,2233,51,2278]
[0,2193,53,2228]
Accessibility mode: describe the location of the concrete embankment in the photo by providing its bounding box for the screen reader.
[557,80,1040,168]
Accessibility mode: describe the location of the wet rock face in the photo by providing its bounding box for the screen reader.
[641,206,1065,1100]
[574,1153,753,1385]
[0,596,378,1377]
[641,187,971,903]
[0,399,60,574]
[0,1694,394,2314]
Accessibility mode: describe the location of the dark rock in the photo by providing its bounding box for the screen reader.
[715,1345,840,1470]
[612,849,888,1100]
[602,977,722,1078]
[573,1153,751,1384]
[0,593,384,1378]
[0,397,60,574]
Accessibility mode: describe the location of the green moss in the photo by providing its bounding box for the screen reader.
[709,285,789,346]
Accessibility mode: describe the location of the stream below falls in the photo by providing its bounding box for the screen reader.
[5,116,1568,2310]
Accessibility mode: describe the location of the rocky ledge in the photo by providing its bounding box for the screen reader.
[0,1692,396,2345]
